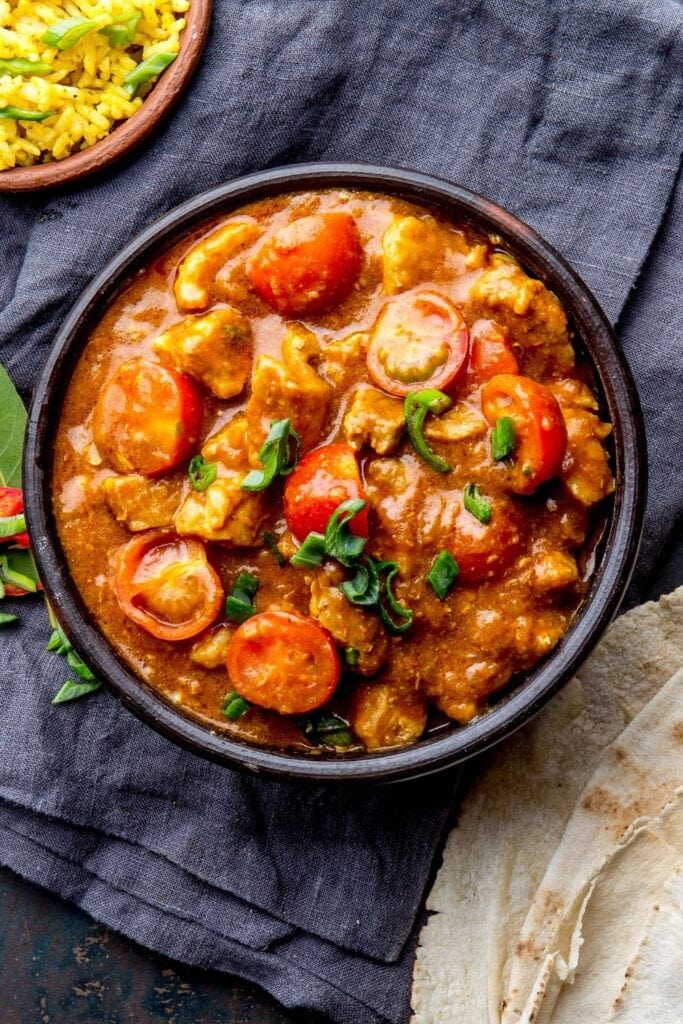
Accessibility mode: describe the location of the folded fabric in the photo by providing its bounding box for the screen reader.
[1,2,682,1022]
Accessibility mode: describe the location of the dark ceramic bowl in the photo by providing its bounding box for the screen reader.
[24,164,646,783]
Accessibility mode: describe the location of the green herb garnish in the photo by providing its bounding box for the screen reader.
[463,483,492,524]
[339,557,381,606]
[122,52,177,98]
[323,498,367,566]
[52,678,102,705]
[404,389,453,473]
[100,11,142,47]
[225,572,259,623]
[344,646,360,667]
[0,107,54,122]
[242,419,301,492]
[0,553,37,593]
[46,623,102,704]
[188,454,218,492]
[376,560,413,635]
[427,550,460,600]
[302,713,352,748]
[263,530,286,566]
[289,531,326,569]
[0,611,19,627]
[222,690,250,721]
[41,17,96,50]
[491,416,517,462]
[0,59,53,77]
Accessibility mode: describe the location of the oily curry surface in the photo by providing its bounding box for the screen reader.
[53,189,614,753]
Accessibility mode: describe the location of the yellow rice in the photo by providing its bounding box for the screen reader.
[0,0,190,170]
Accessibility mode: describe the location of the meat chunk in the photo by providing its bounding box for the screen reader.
[343,385,404,455]
[551,380,614,506]
[246,323,332,455]
[532,550,580,591]
[201,416,251,469]
[101,474,182,532]
[174,217,261,312]
[309,564,390,677]
[318,331,368,388]
[153,308,252,400]
[350,680,427,749]
[382,215,448,294]
[189,624,234,669]
[423,403,487,442]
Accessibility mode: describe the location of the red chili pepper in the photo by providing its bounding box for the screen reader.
[0,486,30,547]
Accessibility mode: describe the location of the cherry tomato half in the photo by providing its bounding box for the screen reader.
[113,530,224,642]
[249,212,362,317]
[226,609,341,714]
[450,494,524,583]
[467,319,519,383]
[481,374,567,495]
[0,486,29,547]
[94,358,203,476]
[367,290,469,397]
[284,442,368,541]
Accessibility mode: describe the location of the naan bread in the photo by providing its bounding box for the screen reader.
[412,586,683,1024]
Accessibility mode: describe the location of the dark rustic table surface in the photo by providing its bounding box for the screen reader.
[0,867,312,1024]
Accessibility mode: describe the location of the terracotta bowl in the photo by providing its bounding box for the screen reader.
[0,0,212,193]
[24,164,647,783]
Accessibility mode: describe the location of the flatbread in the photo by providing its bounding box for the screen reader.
[411,586,683,1024]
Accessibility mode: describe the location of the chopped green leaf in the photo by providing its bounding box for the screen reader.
[122,51,177,98]
[263,530,286,566]
[463,483,492,524]
[66,650,96,682]
[0,611,19,627]
[225,571,259,623]
[340,557,380,607]
[4,548,39,587]
[0,513,26,538]
[45,624,72,656]
[0,59,53,77]
[344,646,360,667]
[323,498,367,566]
[375,560,413,635]
[41,17,96,50]
[404,389,453,473]
[100,11,142,47]
[52,678,102,705]
[302,713,352,748]
[427,550,460,600]
[222,690,251,721]
[188,454,218,492]
[0,364,26,487]
[0,106,54,122]
[491,416,517,462]
[289,531,326,569]
[242,419,301,492]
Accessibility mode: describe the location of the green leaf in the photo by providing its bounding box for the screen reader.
[323,498,367,566]
[340,557,381,607]
[427,550,460,600]
[241,419,301,493]
[0,363,27,487]
[188,454,218,492]
[3,548,39,587]
[52,678,102,705]
[289,531,326,569]
[0,611,19,627]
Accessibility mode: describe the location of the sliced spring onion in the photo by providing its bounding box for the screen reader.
[46,625,73,655]
[340,557,380,607]
[0,106,54,122]
[242,418,301,492]
[323,498,367,566]
[302,713,352,748]
[52,678,102,705]
[122,52,177,98]
[0,612,19,627]
[66,649,96,682]
[427,550,460,600]
[100,11,142,47]
[188,454,218,492]
[41,17,96,51]
[225,571,259,623]
[491,415,517,461]
[404,389,453,473]
[263,530,286,566]
[0,59,53,77]
[375,560,413,635]
[463,483,492,524]
[222,690,250,721]
[0,513,25,538]
[289,531,326,569]
[344,646,360,667]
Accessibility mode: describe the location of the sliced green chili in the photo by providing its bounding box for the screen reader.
[225,572,259,623]
[290,531,326,569]
[0,612,19,627]
[0,513,25,538]
[242,418,301,492]
[263,530,286,567]
[188,454,218,492]
[427,550,460,600]
[122,51,177,98]
[222,690,250,721]
[0,59,53,77]
[0,107,54,122]
[404,389,453,473]
[41,17,96,51]
[100,11,142,47]
[323,498,367,566]
[491,416,517,462]
[463,483,492,524]
[52,678,102,705]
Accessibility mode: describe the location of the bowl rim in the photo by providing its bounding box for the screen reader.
[0,0,212,193]
[23,162,647,783]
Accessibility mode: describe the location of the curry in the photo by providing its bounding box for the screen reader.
[52,189,614,753]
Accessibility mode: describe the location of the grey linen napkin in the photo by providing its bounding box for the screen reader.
[1,2,682,1022]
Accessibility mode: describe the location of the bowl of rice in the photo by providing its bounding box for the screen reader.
[0,0,212,191]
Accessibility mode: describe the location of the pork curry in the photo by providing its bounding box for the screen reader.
[53,189,614,753]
